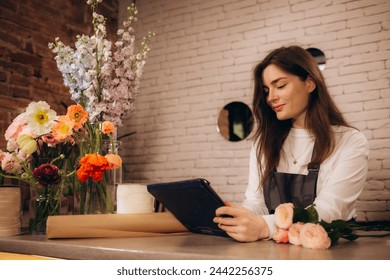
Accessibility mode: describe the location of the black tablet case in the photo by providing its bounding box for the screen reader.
[147,178,228,237]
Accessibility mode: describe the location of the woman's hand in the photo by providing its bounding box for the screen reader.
[213,202,270,242]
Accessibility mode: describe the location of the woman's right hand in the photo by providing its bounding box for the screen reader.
[213,202,270,242]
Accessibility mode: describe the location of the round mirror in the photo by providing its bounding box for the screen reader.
[306,47,326,71]
[217,101,254,142]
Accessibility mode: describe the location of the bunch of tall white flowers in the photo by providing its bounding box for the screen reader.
[48,0,155,126]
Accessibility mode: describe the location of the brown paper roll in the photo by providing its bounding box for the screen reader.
[46,212,189,239]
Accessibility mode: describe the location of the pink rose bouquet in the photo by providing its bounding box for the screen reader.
[273,203,358,249]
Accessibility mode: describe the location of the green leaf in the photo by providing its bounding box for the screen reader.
[293,208,310,223]
[306,204,319,223]
[293,204,319,224]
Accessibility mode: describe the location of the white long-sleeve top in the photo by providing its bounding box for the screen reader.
[242,126,369,238]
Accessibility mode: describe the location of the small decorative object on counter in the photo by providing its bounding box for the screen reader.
[0,186,22,237]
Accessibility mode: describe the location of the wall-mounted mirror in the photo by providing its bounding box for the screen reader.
[217,101,254,142]
[306,47,326,71]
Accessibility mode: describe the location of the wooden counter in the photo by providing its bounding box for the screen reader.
[0,232,389,260]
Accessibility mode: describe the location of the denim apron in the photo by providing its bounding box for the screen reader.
[263,144,319,214]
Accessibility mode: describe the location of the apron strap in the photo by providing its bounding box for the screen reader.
[301,142,320,207]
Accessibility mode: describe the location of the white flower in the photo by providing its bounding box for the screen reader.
[24,101,57,135]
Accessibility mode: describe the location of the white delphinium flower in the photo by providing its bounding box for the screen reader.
[49,0,155,126]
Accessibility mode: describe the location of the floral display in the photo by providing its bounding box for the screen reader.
[1,0,153,229]
[0,101,120,230]
[272,203,358,249]
[46,0,153,215]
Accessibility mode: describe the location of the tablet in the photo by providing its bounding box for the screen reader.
[147,178,229,237]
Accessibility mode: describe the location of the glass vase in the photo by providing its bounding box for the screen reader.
[73,140,121,215]
[29,190,67,234]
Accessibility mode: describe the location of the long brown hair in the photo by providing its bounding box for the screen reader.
[252,46,350,185]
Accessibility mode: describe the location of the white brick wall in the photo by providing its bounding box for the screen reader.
[118,0,390,221]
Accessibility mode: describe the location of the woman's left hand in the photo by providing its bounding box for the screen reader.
[213,202,269,242]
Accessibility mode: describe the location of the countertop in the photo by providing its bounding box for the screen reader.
[0,231,389,260]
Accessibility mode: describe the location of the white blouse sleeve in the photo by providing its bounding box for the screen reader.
[314,130,369,222]
[241,143,275,238]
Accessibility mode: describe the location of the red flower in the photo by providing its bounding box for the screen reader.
[77,154,110,182]
[33,163,62,186]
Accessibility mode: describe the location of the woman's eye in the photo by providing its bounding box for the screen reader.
[276,84,286,89]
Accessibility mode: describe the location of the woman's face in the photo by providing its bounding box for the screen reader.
[262,64,315,128]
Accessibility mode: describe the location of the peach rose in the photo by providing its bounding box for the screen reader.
[273,226,289,244]
[288,222,304,245]
[274,203,294,229]
[300,223,331,249]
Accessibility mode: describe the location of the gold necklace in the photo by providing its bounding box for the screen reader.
[288,137,305,165]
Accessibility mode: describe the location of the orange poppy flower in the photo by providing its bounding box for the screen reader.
[67,104,89,130]
[52,115,75,141]
[77,154,110,182]
[105,154,122,169]
[101,121,115,134]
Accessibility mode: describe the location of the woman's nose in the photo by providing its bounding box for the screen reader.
[267,89,278,103]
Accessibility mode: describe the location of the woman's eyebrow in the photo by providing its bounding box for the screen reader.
[270,77,287,85]
[263,77,287,88]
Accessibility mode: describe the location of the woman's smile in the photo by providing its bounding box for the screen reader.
[273,104,285,112]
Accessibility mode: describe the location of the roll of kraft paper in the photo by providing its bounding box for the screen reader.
[46,212,188,239]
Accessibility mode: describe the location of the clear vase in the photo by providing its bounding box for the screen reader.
[73,177,116,214]
[29,191,67,234]
[73,139,122,215]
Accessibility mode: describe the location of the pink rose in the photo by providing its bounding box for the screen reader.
[300,223,331,249]
[274,203,294,229]
[273,226,289,244]
[5,113,27,141]
[1,152,23,174]
[288,222,304,245]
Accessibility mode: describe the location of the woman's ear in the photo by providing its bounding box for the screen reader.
[306,76,316,93]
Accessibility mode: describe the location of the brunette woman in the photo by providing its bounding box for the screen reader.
[214,45,368,242]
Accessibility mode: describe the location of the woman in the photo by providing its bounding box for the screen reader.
[213,45,369,242]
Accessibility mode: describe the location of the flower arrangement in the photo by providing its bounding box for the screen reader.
[46,0,154,214]
[0,101,121,230]
[272,203,358,249]
[1,0,154,227]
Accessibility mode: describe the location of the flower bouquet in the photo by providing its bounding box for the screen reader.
[46,0,154,214]
[0,100,124,231]
[1,101,77,232]
[272,203,358,249]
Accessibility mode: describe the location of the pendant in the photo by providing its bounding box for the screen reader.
[293,159,297,164]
